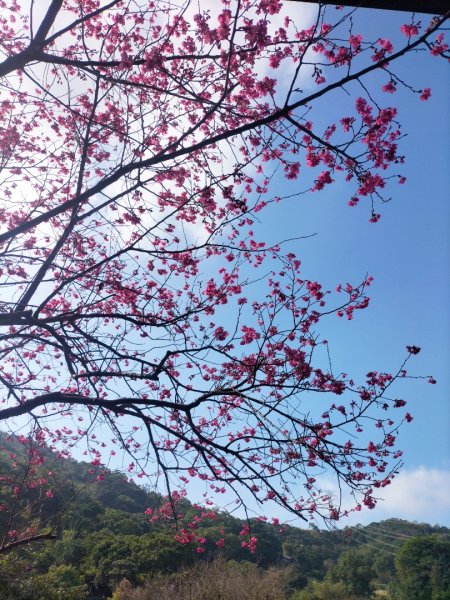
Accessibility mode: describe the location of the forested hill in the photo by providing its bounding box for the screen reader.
[1,432,449,600]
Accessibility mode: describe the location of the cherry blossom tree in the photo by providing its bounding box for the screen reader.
[0,0,447,551]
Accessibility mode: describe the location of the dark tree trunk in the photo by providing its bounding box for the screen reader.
[291,1,449,15]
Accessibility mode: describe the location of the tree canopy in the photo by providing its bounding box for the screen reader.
[0,0,448,550]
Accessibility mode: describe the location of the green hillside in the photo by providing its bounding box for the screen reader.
[1,432,449,599]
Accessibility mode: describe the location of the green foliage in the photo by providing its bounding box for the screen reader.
[327,548,375,597]
[0,560,88,600]
[282,526,344,581]
[289,579,350,600]
[89,472,155,514]
[31,565,89,600]
[391,535,450,600]
[1,435,449,600]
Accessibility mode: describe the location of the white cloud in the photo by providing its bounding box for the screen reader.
[342,467,450,527]
[377,467,450,518]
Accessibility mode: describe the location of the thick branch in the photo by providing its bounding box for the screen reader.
[0,311,32,326]
[0,389,240,422]
[0,532,57,555]
[0,0,63,78]
[291,0,449,15]
[32,0,63,46]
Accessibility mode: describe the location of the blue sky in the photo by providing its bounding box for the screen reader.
[133,5,450,528]
[249,5,449,526]
[5,3,447,529]
[109,5,449,527]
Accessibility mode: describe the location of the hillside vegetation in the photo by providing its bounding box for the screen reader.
[1,433,449,599]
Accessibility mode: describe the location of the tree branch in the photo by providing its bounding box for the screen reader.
[290,0,449,15]
[0,531,57,555]
[31,0,63,46]
[0,13,446,246]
